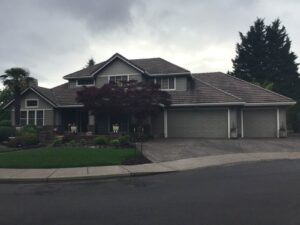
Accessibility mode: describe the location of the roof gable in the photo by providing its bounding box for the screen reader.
[91,53,145,76]
[63,53,191,80]
[3,86,57,109]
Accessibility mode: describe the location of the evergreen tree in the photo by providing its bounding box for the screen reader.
[231,18,300,100]
[85,58,95,68]
[265,19,299,99]
[231,18,268,83]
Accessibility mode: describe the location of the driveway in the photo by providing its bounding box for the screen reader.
[143,138,300,162]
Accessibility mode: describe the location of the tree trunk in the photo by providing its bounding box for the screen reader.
[14,90,21,127]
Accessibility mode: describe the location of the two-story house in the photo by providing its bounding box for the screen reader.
[4,53,296,138]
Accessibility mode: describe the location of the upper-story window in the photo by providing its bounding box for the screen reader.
[155,77,175,90]
[25,99,38,108]
[108,75,129,86]
[76,78,95,86]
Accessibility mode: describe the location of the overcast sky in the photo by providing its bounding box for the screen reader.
[0,0,300,88]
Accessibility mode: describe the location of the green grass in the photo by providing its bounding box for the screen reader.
[0,147,140,168]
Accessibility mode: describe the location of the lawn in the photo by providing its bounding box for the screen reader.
[0,147,141,168]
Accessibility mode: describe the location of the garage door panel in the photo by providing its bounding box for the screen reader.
[243,108,277,138]
[168,109,228,138]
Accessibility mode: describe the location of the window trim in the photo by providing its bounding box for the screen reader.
[76,79,95,87]
[107,75,129,84]
[154,77,176,91]
[20,109,44,126]
[25,99,39,108]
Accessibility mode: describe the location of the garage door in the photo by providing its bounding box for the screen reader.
[243,108,277,138]
[167,108,228,138]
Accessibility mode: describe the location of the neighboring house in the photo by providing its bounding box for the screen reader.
[4,53,296,138]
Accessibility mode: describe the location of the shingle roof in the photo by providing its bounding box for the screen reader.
[51,83,83,106]
[63,56,190,79]
[169,79,242,105]
[31,86,58,105]
[24,72,295,108]
[131,58,190,75]
[193,72,294,104]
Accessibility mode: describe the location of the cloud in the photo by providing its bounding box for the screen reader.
[0,0,299,88]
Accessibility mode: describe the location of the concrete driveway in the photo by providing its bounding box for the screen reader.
[143,138,300,162]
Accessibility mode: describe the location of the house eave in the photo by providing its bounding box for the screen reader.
[171,102,245,107]
[148,72,191,77]
[245,102,297,107]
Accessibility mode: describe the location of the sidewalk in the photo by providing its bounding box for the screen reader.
[1,152,300,182]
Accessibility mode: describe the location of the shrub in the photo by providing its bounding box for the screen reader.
[0,126,16,142]
[110,139,120,147]
[94,136,109,145]
[64,140,80,147]
[119,135,130,146]
[50,138,63,147]
[0,120,11,126]
[7,134,39,147]
[19,125,38,136]
[62,133,76,144]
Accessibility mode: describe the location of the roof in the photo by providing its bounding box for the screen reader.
[63,53,190,79]
[169,79,243,105]
[3,71,295,109]
[51,83,83,106]
[193,72,295,104]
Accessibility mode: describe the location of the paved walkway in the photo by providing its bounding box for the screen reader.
[143,138,300,162]
[1,152,300,182]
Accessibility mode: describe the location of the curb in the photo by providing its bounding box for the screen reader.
[0,152,300,183]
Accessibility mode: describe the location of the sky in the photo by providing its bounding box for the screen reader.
[0,0,300,88]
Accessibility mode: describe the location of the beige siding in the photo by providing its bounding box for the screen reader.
[279,107,287,129]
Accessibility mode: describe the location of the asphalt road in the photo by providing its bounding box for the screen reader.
[1,160,300,225]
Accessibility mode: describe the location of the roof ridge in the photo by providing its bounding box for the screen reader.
[192,75,244,102]
[219,72,295,102]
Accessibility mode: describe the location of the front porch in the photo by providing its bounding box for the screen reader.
[56,108,155,136]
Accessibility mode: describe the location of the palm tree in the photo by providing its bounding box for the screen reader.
[0,68,36,126]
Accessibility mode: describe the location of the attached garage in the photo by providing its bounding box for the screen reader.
[167,108,228,138]
[243,108,278,138]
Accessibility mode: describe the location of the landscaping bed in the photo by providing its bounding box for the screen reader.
[0,147,147,168]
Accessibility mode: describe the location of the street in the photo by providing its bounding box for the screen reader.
[0,160,300,225]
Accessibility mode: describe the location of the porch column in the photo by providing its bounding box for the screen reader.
[164,109,168,138]
[276,107,280,138]
[227,108,231,139]
[88,111,96,134]
[241,109,244,138]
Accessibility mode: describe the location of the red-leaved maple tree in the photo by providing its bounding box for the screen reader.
[76,80,171,128]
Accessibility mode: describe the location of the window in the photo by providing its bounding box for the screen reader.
[77,79,94,86]
[109,75,128,86]
[20,110,44,126]
[28,111,35,125]
[155,77,176,90]
[25,99,38,108]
